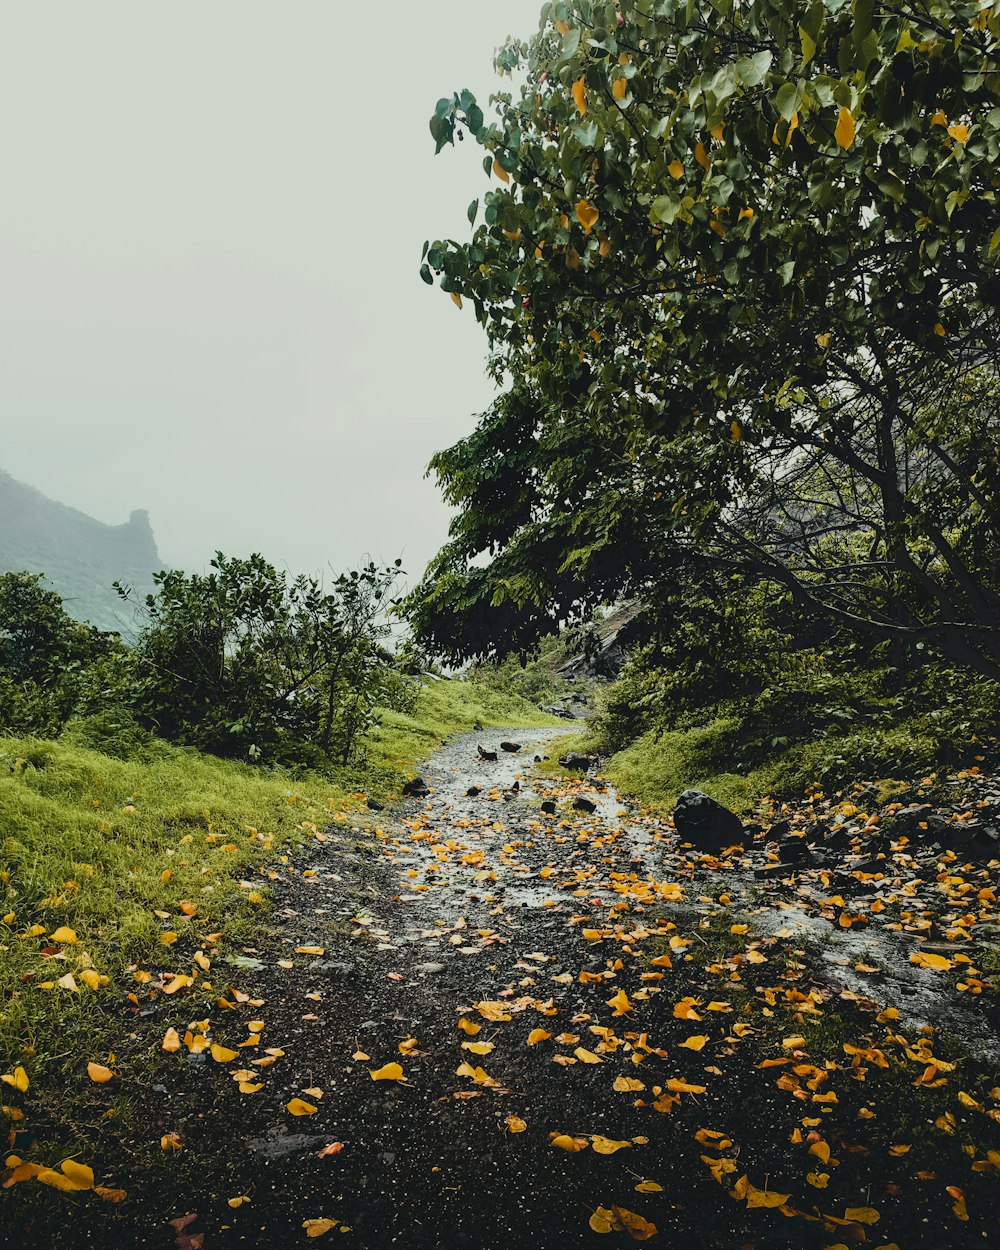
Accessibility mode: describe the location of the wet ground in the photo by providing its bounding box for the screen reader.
[6,729,1000,1248]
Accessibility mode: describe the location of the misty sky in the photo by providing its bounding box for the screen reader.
[0,1,544,585]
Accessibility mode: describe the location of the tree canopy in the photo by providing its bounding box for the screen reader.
[411,0,1000,675]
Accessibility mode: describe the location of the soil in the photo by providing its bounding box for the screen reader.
[5,729,1000,1250]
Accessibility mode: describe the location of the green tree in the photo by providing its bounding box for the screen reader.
[415,0,1000,676]
[121,554,401,766]
[0,572,123,736]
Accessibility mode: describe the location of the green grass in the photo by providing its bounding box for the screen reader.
[0,679,557,1081]
[590,714,961,816]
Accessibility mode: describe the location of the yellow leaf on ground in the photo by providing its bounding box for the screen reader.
[506,1115,527,1133]
[211,1045,238,1063]
[607,989,632,1016]
[845,1206,880,1224]
[458,1019,481,1036]
[286,1098,318,1116]
[51,926,78,945]
[87,1063,114,1083]
[527,1029,551,1045]
[1,1067,29,1092]
[679,1035,708,1052]
[295,946,325,956]
[575,1047,603,1064]
[303,1217,340,1237]
[592,1136,630,1154]
[462,1041,494,1056]
[369,1063,405,1082]
[550,1133,589,1152]
[614,1077,645,1092]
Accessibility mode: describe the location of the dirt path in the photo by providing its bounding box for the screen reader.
[10,729,1000,1249]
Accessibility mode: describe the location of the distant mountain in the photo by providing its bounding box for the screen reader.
[0,470,161,634]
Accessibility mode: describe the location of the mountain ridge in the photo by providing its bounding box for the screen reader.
[0,469,161,633]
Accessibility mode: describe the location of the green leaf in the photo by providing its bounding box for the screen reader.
[775,82,802,121]
[735,51,772,88]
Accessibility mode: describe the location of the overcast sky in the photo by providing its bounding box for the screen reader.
[0,1,543,584]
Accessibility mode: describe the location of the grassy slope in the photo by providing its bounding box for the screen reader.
[0,679,556,1077]
[581,714,956,816]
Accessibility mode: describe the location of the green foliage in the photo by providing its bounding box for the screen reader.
[0,573,127,738]
[121,553,403,768]
[415,1,1000,679]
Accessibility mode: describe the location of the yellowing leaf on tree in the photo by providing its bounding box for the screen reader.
[87,1063,114,1084]
[493,159,510,184]
[576,199,599,236]
[612,78,628,101]
[51,926,78,945]
[694,141,711,170]
[668,159,685,180]
[450,292,463,310]
[835,107,856,149]
[947,124,969,144]
[286,1098,318,1116]
[572,77,588,116]
[730,421,743,443]
[369,1062,405,1082]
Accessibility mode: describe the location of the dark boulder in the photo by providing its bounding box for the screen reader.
[402,777,430,798]
[466,786,481,798]
[672,789,744,847]
[500,741,522,753]
[366,799,384,812]
[540,800,557,814]
[559,753,593,772]
[477,745,498,762]
[573,796,597,813]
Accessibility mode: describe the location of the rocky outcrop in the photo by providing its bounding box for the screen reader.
[0,470,160,634]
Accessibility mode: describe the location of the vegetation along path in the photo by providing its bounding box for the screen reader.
[7,728,1000,1248]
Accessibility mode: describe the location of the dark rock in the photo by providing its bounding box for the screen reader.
[778,837,809,863]
[477,745,498,762]
[573,797,597,813]
[500,741,522,753]
[672,789,744,847]
[767,819,792,841]
[754,862,794,879]
[540,800,557,814]
[402,777,430,798]
[473,721,485,731]
[366,799,384,811]
[466,786,481,798]
[559,753,593,772]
